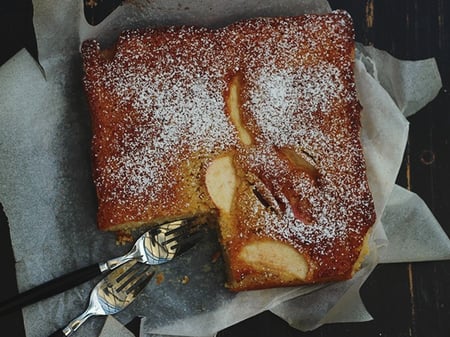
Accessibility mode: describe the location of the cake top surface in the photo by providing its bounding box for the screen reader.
[81,10,375,272]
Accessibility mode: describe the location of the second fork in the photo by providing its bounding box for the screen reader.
[48,260,154,337]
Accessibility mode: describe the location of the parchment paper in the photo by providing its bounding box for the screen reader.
[0,1,448,337]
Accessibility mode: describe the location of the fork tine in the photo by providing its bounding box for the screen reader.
[115,263,154,294]
[163,220,206,241]
[152,214,211,232]
[115,260,140,283]
[146,218,194,242]
[164,223,200,237]
[166,230,205,255]
[125,268,154,295]
[162,222,206,248]
[152,217,192,231]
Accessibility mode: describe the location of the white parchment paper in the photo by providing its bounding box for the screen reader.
[99,316,135,337]
[0,1,448,337]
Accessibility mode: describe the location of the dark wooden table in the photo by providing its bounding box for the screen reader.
[1,1,449,336]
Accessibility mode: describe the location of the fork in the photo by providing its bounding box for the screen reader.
[0,215,209,316]
[48,260,154,337]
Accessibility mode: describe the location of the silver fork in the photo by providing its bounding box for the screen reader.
[103,216,209,270]
[48,260,154,337]
[0,215,210,316]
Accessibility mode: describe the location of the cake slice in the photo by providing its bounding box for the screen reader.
[81,10,376,290]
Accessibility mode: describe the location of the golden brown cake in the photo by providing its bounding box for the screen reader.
[81,10,376,291]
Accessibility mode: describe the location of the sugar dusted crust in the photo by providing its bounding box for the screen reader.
[81,10,376,290]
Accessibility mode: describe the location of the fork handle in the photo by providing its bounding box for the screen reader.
[48,329,66,337]
[0,263,103,316]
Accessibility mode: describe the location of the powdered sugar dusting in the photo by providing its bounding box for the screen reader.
[247,62,345,147]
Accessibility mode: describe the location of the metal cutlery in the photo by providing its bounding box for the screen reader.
[48,259,153,337]
[0,216,209,315]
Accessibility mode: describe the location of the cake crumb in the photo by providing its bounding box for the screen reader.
[155,272,165,285]
[211,250,221,263]
[181,275,190,284]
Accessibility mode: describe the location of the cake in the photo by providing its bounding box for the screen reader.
[81,10,376,291]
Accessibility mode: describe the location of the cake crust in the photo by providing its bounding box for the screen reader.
[81,10,376,290]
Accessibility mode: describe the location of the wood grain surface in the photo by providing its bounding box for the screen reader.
[0,1,449,336]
